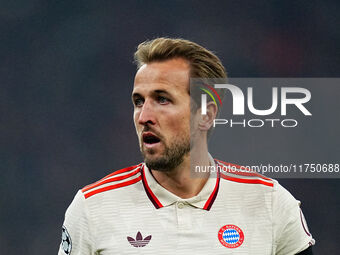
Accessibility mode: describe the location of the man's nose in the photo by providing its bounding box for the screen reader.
[138,100,156,125]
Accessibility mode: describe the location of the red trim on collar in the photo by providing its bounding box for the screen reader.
[141,165,163,209]
[141,164,221,211]
[203,168,220,211]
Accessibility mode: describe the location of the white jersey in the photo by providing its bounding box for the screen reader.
[58,159,314,255]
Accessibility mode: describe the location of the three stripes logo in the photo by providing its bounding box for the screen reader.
[127,231,152,248]
[200,84,223,115]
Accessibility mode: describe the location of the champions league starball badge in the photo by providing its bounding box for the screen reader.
[218,224,244,248]
[61,225,72,254]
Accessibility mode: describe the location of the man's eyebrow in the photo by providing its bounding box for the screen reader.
[131,92,141,97]
[153,90,171,95]
[131,90,172,99]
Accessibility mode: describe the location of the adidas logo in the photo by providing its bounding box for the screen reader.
[127,231,152,247]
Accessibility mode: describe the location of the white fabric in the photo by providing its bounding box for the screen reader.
[58,160,314,255]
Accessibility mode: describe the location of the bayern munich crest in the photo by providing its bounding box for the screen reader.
[218,224,244,248]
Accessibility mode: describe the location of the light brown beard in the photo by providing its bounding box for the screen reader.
[141,134,190,172]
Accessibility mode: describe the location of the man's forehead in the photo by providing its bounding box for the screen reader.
[133,59,190,92]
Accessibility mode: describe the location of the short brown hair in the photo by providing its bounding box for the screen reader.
[134,37,227,79]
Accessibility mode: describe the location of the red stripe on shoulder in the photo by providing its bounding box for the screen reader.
[82,164,142,192]
[84,175,142,199]
[221,173,274,187]
[216,159,272,181]
[82,168,140,193]
[103,164,142,179]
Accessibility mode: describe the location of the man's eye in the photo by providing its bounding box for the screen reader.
[134,98,144,107]
[158,96,169,104]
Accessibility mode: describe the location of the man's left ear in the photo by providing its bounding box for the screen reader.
[198,101,218,131]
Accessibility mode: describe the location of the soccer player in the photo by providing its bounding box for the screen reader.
[58,38,315,254]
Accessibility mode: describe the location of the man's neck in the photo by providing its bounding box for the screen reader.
[150,149,211,199]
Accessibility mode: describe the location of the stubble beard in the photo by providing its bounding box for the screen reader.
[141,135,191,172]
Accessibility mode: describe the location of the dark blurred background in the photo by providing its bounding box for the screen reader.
[0,0,339,254]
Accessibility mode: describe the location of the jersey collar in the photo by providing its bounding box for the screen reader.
[140,154,220,211]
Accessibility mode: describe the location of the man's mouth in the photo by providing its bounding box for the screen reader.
[142,132,161,148]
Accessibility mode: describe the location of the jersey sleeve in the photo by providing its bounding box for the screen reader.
[272,181,315,255]
[58,190,95,255]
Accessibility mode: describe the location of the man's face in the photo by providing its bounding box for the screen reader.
[132,58,192,171]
